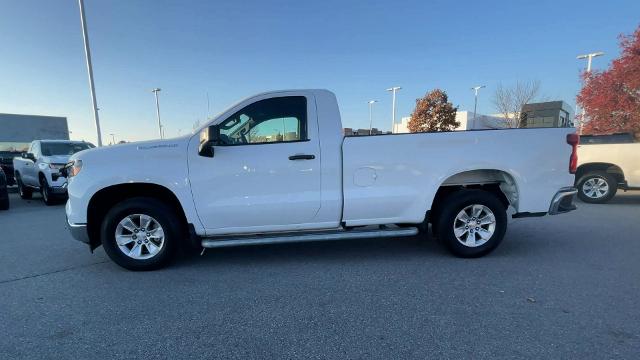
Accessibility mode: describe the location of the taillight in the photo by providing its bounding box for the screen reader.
[567,133,579,174]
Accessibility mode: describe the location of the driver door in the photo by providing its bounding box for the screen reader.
[188,94,322,234]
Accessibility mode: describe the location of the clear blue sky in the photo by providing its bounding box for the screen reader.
[1,0,638,143]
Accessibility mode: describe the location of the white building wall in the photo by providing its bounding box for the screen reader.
[393,112,509,133]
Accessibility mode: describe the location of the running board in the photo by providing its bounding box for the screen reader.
[201,226,419,249]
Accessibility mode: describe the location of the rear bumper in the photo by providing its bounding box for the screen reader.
[66,216,90,244]
[548,186,577,215]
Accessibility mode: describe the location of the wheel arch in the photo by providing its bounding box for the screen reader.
[86,183,189,250]
[429,169,519,223]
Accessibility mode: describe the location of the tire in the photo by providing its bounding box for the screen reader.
[101,197,181,271]
[16,174,32,199]
[436,189,507,258]
[576,171,617,204]
[40,175,56,206]
[0,188,9,210]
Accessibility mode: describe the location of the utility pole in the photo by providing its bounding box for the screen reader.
[471,85,486,130]
[77,0,103,147]
[151,88,163,139]
[576,51,604,133]
[368,100,378,135]
[386,87,401,133]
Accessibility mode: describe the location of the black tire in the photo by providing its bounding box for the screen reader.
[40,175,56,206]
[16,174,32,199]
[101,197,181,271]
[0,188,9,210]
[576,171,617,204]
[436,189,507,258]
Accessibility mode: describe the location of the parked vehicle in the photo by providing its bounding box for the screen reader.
[0,167,9,210]
[576,133,640,203]
[0,148,26,186]
[65,89,578,271]
[13,140,94,205]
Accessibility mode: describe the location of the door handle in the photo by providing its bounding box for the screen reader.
[288,154,315,160]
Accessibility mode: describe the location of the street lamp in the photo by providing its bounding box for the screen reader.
[368,100,378,135]
[386,87,401,133]
[151,88,163,139]
[471,85,486,130]
[77,0,103,147]
[577,51,604,133]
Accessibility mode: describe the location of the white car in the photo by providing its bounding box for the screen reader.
[576,133,640,203]
[65,89,578,270]
[13,140,94,205]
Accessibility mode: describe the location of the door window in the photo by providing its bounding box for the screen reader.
[218,96,307,145]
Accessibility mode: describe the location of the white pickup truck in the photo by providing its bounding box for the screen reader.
[13,140,94,205]
[575,133,640,203]
[65,89,578,270]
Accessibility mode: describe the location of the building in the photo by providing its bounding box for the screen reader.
[393,101,574,133]
[520,101,573,128]
[393,112,508,133]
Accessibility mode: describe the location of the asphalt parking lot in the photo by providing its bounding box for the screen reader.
[1,189,639,359]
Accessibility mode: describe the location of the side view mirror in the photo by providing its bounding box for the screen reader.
[198,125,220,158]
[22,152,35,161]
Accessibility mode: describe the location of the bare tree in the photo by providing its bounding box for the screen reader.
[492,80,541,128]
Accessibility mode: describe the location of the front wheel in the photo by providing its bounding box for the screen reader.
[576,171,617,204]
[40,177,56,206]
[101,197,181,271]
[436,189,507,258]
[16,174,32,199]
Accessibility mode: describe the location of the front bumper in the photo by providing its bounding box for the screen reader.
[549,186,577,215]
[66,216,90,244]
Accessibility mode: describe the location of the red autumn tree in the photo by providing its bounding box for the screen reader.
[408,89,459,132]
[578,26,640,136]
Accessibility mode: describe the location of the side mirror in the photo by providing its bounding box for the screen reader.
[22,152,35,161]
[198,125,220,158]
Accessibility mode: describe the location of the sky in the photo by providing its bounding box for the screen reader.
[1,0,639,144]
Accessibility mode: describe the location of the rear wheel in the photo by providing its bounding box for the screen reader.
[16,174,32,200]
[577,171,617,204]
[436,189,507,258]
[101,197,181,271]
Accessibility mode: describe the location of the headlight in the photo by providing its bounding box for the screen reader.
[49,163,65,170]
[67,160,83,177]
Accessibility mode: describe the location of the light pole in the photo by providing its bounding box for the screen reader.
[471,85,486,130]
[151,88,163,139]
[386,87,401,133]
[368,100,378,135]
[109,133,116,144]
[77,0,103,147]
[576,51,604,133]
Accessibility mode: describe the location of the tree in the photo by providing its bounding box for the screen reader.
[578,26,640,136]
[407,89,459,132]
[491,80,540,128]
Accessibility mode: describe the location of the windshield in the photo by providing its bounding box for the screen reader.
[41,142,94,156]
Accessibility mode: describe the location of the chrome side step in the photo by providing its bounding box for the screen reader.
[201,226,419,249]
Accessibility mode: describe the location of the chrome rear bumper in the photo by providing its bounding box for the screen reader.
[549,187,577,215]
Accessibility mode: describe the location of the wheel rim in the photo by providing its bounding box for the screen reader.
[582,177,609,199]
[42,185,48,201]
[115,214,165,260]
[453,204,496,248]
